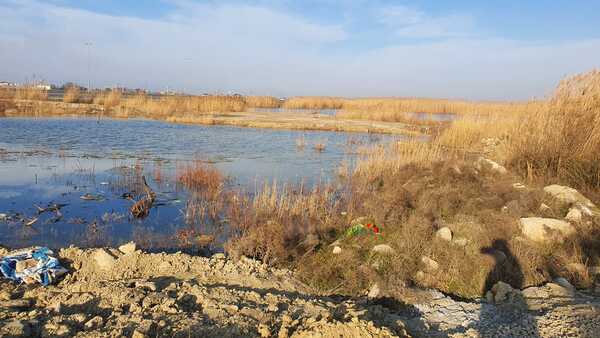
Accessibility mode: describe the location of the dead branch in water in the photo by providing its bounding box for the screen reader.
[130,176,156,218]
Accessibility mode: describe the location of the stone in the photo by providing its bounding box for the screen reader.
[491,281,514,303]
[512,183,527,190]
[421,256,439,272]
[135,280,158,292]
[435,227,452,242]
[93,248,116,270]
[565,207,583,223]
[452,237,468,247]
[371,244,395,255]
[118,242,136,255]
[475,157,508,175]
[546,282,575,297]
[332,246,342,255]
[543,185,597,209]
[519,217,576,242]
[521,287,549,299]
[84,316,104,330]
[539,203,552,213]
[368,284,381,299]
[0,289,13,301]
[212,253,226,260]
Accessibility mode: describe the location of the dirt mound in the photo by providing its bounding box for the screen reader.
[0,247,410,337]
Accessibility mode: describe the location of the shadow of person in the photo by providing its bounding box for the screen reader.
[481,239,523,293]
[475,239,541,337]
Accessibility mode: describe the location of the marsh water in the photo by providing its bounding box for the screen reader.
[0,118,396,251]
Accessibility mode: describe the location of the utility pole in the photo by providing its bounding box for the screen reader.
[85,42,93,91]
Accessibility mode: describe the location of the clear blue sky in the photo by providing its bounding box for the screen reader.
[2,0,600,99]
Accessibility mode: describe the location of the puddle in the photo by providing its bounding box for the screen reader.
[0,117,396,250]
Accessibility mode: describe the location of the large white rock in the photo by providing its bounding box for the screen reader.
[371,244,395,255]
[543,185,597,209]
[475,157,508,175]
[93,248,116,270]
[520,217,576,242]
[435,227,453,242]
[118,242,136,255]
[421,256,439,272]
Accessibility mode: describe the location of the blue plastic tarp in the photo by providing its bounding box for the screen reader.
[0,247,67,286]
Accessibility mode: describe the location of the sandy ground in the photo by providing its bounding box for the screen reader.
[1,246,599,338]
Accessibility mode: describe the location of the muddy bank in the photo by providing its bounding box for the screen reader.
[1,99,426,136]
[1,245,600,337]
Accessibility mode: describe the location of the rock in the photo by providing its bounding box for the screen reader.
[0,289,14,301]
[93,248,116,270]
[475,157,508,175]
[421,256,439,272]
[135,280,158,292]
[539,203,552,214]
[565,207,583,223]
[367,284,381,299]
[212,253,226,260]
[519,217,576,242]
[554,277,575,291]
[512,183,527,190]
[435,227,452,242]
[543,185,597,210]
[1,319,31,337]
[371,244,395,255]
[118,242,136,255]
[521,287,549,299]
[452,237,468,247]
[546,282,575,297]
[332,246,342,255]
[84,316,104,330]
[132,330,146,338]
[490,281,515,303]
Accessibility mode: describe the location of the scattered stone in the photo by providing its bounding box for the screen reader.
[93,248,116,270]
[118,242,136,255]
[546,282,575,297]
[476,157,508,175]
[521,287,549,299]
[512,183,527,190]
[84,316,103,330]
[565,207,583,223]
[332,246,342,255]
[435,227,452,242]
[421,256,439,272]
[452,237,468,247]
[519,217,576,242]
[489,281,518,303]
[371,244,395,255]
[212,253,226,260]
[135,280,158,292]
[368,284,381,299]
[543,185,597,210]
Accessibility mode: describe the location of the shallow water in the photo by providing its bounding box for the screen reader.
[0,117,395,250]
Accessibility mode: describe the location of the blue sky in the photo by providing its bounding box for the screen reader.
[2,0,600,99]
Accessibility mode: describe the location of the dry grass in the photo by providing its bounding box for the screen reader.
[177,160,225,196]
[122,95,246,117]
[244,96,281,108]
[507,69,600,190]
[63,86,81,103]
[93,89,122,108]
[282,97,345,110]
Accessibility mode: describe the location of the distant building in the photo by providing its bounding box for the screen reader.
[0,81,14,87]
[35,84,52,90]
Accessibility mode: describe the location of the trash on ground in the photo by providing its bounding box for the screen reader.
[345,222,380,238]
[0,247,68,286]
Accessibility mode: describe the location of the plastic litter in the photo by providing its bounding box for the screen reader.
[345,223,380,238]
[0,247,67,286]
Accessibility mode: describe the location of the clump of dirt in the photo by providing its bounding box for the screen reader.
[0,246,410,337]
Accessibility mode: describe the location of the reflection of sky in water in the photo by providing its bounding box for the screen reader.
[0,118,399,249]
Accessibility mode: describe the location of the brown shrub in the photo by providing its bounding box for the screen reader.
[63,86,81,103]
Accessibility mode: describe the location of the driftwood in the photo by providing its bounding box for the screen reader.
[130,176,156,218]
